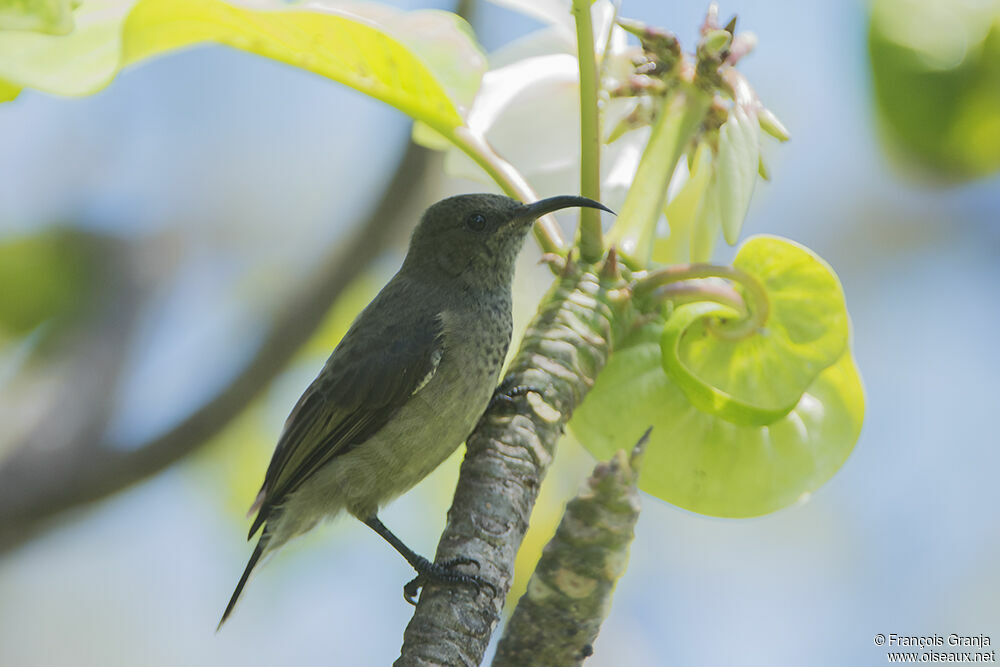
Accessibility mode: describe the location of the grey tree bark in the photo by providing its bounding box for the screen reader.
[493,431,648,666]
[397,255,637,666]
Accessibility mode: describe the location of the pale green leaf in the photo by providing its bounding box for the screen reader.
[411,120,452,150]
[661,235,849,424]
[570,320,864,517]
[0,0,484,136]
[0,77,20,101]
[120,0,471,133]
[0,0,133,96]
[0,0,80,35]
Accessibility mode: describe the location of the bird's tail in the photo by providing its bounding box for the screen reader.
[217,538,266,631]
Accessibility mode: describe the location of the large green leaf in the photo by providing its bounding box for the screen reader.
[0,0,485,135]
[569,320,864,517]
[661,235,849,425]
[571,234,861,517]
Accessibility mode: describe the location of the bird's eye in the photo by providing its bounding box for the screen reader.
[465,213,487,232]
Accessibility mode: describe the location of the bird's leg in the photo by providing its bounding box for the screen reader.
[362,516,497,605]
[488,377,543,412]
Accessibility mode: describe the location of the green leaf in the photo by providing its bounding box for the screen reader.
[868,0,1000,180]
[0,0,80,35]
[0,77,19,101]
[569,320,864,518]
[0,0,485,136]
[0,0,133,97]
[661,235,849,425]
[411,120,453,151]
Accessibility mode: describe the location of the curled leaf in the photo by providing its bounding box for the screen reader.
[570,320,864,517]
[662,235,849,424]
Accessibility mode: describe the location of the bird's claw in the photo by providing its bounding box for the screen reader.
[489,380,542,412]
[403,556,498,605]
[539,252,566,272]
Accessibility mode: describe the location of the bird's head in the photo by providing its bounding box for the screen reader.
[403,193,611,290]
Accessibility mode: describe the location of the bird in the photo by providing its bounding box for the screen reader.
[219,192,611,628]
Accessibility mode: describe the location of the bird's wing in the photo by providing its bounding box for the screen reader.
[248,310,445,539]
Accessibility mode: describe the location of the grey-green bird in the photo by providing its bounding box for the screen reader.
[219,193,611,627]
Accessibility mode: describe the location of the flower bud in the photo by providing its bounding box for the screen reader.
[758,107,790,142]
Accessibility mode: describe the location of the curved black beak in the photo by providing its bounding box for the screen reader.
[513,195,615,226]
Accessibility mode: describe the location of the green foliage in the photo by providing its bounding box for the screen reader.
[0,0,130,99]
[1,0,865,519]
[0,0,79,35]
[0,229,95,340]
[0,0,484,136]
[571,236,862,517]
[661,236,849,425]
[570,322,863,518]
[869,0,1000,180]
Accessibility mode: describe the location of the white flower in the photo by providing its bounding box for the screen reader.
[420,0,647,212]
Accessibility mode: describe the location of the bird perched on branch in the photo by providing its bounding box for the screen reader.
[219,193,611,627]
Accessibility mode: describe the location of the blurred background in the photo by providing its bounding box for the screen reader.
[1,0,998,665]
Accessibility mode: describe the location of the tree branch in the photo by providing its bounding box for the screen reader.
[493,429,648,666]
[396,258,632,666]
[0,140,436,554]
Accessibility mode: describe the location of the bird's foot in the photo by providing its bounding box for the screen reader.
[539,252,566,272]
[403,555,498,605]
[489,379,542,412]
